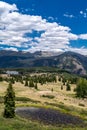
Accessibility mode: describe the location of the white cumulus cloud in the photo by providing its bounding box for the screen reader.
[79,34,87,40]
[0,1,17,16]
[0,1,87,53]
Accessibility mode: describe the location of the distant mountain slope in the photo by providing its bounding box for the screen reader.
[32,51,87,75]
[54,52,87,75]
[0,50,87,75]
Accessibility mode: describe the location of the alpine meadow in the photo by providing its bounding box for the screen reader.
[0,0,87,130]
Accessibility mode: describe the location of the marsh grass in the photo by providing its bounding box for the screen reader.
[0,112,87,130]
[0,99,87,130]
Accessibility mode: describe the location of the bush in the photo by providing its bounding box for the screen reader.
[79,103,85,107]
[42,95,55,99]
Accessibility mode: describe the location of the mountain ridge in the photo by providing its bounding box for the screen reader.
[0,50,87,75]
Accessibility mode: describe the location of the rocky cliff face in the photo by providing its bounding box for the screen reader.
[56,54,86,75]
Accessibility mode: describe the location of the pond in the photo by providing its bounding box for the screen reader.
[16,107,85,126]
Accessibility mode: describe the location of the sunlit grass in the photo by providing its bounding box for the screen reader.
[0,79,87,129]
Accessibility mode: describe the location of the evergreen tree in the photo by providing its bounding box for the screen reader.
[58,77,61,82]
[62,78,66,85]
[76,78,87,98]
[61,85,63,90]
[66,82,71,91]
[10,78,15,84]
[3,83,15,118]
[51,88,53,92]
[0,76,3,82]
[29,80,34,87]
[34,83,38,90]
[25,80,28,86]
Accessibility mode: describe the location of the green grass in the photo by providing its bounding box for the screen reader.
[44,102,87,121]
[0,77,87,130]
[0,103,87,130]
[0,115,87,130]
[0,96,4,103]
[0,96,41,104]
[15,97,41,103]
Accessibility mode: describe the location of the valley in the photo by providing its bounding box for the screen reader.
[0,71,87,129]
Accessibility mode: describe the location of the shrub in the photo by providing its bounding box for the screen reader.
[42,94,55,99]
[79,103,85,107]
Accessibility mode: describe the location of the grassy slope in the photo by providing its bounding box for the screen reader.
[0,108,87,130]
[0,80,87,130]
[0,104,87,130]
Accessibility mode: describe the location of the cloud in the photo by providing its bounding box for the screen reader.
[4,47,18,51]
[79,34,87,40]
[66,47,87,55]
[63,14,75,18]
[80,11,83,14]
[0,1,17,16]
[80,10,87,18]
[48,16,55,21]
[0,1,87,54]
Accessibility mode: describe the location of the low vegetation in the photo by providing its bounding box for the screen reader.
[0,70,87,129]
[41,94,55,99]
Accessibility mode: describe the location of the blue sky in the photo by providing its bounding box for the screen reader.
[0,0,87,55]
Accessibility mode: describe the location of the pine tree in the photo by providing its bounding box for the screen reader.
[61,85,63,90]
[62,78,66,85]
[10,77,15,84]
[51,88,53,92]
[29,80,34,87]
[25,80,28,86]
[66,82,71,91]
[34,83,38,90]
[76,78,87,98]
[58,77,61,82]
[3,83,15,118]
